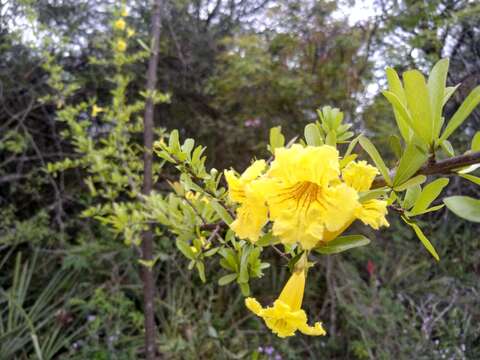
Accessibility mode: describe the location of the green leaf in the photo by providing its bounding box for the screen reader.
[210,200,233,224]
[388,134,402,159]
[176,239,195,260]
[218,273,237,286]
[382,90,413,140]
[444,196,480,222]
[315,235,371,254]
[196,261,206,282]
[325,130,336,146]
[269,126,285,153]
[393,142,428,187]
[427,58,449,138]
[404,70,433,144]
[238,245,251,283]
[304,123,323,146]
[440,139,455,157]
[410,178,449,215]
[460,174,480,185]
[359,135,392,186]
[168,129,180,152]
[440,86,480,141]
[359,187,389,202]
[472,132,480,151]
[407,204,444,216]
[402,184,421,210]
[443,84,459,106]
[385,67,410,140]
[255,232,280,247]
[393,175,426,192]
[403,217,440,261]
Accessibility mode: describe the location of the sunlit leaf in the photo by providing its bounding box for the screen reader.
[393,142,428,187]
[460,174,480,185]
[304,123,323,146]
[427,58,449,138]
[402,217,440,261]
[444,196,480,222]
[359,135,392,185]
[440,86,480,141]
[315,235,370,254]
[410,178,449,215]
[394,175,426,191]
[404,70,433,144]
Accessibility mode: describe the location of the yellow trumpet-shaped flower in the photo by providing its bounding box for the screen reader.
[114,18,126,31]
[260,145,359,249]
[245,267,326,338]
[226,145,389,248]
[225,160,268,242]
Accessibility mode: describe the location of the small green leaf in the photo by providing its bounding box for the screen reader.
[410,178,449,215]
[427,58,449,138]
[404,70,433,144]
[388,134,403,159]
[440,139,455,157]
[382,90,413,140]
[359,135,392,186]
[444,196,480,222]
[403,217,440,261]
[196,261,206,282]
[460,174,480,185]
[218,273,237,286]
[402,184,422,210]
[385,67,410,140]
[210,200,233,224]
[315,235,371,254]
[472,132,480,151]
[393,142,428,187]
[304,123,323,146]
[443,85,459,106]
[359,187,389,202]
[269,126,285,153]
[325,130,336,146]
[440,86,480,141]
[393,175,426,192]
[176,239,195,260]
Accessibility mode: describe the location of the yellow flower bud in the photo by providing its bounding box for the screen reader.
[116,39,127,52]
[114,19,126,31]
[127,28,135,38]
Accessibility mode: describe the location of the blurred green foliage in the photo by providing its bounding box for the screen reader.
[1,0,480,359]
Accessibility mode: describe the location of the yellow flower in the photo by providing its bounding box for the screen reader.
[355,199,389,229]
[342,160,389,229]
[116,39,127,52]
[245,267,326,338]
[225,160,268,242]
[120,7,128,17]
[342,160,378,192]
[114,18,126,30]
[260,145,359,249]
[91,104,105,117]
[127,28,135,38]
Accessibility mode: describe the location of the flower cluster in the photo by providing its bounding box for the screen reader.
[225,144,389,337]
[225,144,389,250]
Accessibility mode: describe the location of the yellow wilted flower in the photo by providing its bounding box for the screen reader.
[91,104,105,117]
[116,39,127,52]
[114,18,126,30]
[224,160,268,242]
[245,261,326,338]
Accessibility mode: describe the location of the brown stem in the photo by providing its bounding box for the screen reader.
[141,0,163,359]
[371,151,480,188]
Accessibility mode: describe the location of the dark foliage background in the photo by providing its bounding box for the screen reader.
[1,0,479,358]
